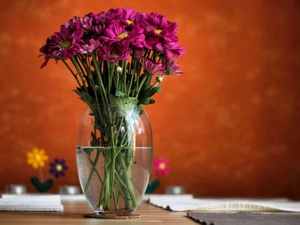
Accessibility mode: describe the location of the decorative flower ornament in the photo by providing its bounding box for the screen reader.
[49,158,68,178]
[27,147,68,193]
[154,157,171,176]
[146,157,171,193]
[27,147,48,169]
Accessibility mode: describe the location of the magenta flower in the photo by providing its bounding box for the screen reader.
[98,43,130,62]
[163,42,185,59]
[89,11,107,25]
[81,13,106,36]
[120,7,146,27]
[106,8,123,22]
[49,158,68,178]
[52,25,84,58]
[101,21,130,45]
[154,157,170,176]
[128,25,147,48]
[164,59,183,75]
[140,13,184,58]
[143,13,178,44]
[39,35,55,68]
[40,25,84,67]
[140,58,166,75]
[65,16,83,30]
[39,7,185,104]
[80,38,100,54]
[132,49,145,59]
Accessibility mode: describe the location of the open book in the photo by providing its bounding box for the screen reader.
[145,194,300,212]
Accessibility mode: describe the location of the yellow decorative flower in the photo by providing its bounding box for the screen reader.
[27,148,48,169]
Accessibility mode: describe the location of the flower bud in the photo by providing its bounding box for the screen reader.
[156,76,164,83]
[116,66,122,73]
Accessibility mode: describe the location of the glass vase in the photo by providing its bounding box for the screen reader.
[76,104,153,215]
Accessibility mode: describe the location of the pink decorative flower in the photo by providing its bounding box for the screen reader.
[154,157,170,176]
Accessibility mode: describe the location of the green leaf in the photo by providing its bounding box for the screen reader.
[138,97,151,105]
[115,90,127,97]
[90,132,100,146]
[148,87,162,96]
[138,87,162,105]
[149,99,155,104]
[109,95,138,117]
[73,89,94,104]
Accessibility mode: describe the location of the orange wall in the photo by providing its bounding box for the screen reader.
[0,0,300,199]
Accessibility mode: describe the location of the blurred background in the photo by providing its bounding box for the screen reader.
[0,0,299,199]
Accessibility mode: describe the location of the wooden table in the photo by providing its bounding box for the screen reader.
[0,199,196,224]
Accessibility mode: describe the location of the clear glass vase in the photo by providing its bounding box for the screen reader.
[76,104,153,215]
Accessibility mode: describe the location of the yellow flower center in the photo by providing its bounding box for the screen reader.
[126,20,133,25]
[56,164,63,171]
[159,163,166,170]
[155,29,162,34]
[61,41,71,48]
[118,32,128,40]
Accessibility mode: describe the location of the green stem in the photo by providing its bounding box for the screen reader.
[128,59,137,96]
[84,149,101,193]
[60,58,81,87]
[135,75,148,96]
[92,53,109,104]
[70,56,88,93]
[116,151,137,209]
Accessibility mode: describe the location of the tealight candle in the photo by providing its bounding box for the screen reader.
[6,185,26,194]
[59,185,80,195]
[165,186,185,195]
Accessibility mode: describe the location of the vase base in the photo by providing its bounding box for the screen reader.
[83,213,141,219]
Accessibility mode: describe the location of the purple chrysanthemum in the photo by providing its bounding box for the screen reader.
[141,13,184,58]
[163,42,185,60]
[98,43,130,62]
[39,8,185,81]
[39,35,55,68]
[49,158,68,178]
[120,7,146,27]
[81,13,106,37]
[40,25,84,67]
[128,25,147,48]
[132,49,145,59]
[164,59,183,75]
[106,8,123,22]
[143,13,178,44]
[101,21,130,45]
[65,16,83,30]
[140,58,166,75]
[80,38,100,54]
[52,25,84,59]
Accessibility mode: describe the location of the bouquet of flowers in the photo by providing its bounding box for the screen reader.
[40,7,184,212]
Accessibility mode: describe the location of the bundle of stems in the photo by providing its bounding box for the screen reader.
[66,51,161,211]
